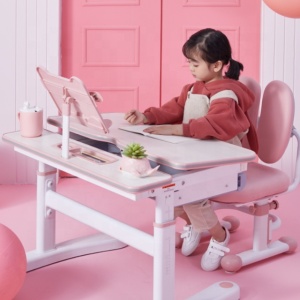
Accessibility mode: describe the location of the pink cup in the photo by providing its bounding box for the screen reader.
[18,109,43,138]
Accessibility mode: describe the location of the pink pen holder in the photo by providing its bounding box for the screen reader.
[18,103,43,138]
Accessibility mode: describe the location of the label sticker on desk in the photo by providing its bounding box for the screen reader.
[162,183,176,189]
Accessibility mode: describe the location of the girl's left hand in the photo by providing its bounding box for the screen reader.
[143,124,183,136]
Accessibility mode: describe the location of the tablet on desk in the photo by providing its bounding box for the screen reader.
[37,67,111,136]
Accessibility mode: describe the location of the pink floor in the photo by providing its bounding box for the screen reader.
[1,178,300,300]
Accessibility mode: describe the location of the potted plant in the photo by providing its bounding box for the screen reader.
[120,142,159,177]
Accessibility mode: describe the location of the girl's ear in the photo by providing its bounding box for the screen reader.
[213,60,223,72]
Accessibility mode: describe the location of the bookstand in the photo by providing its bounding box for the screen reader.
[37,67,109,158]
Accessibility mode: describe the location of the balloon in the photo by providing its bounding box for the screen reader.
[263,0,300,18]
[0,224,27,300]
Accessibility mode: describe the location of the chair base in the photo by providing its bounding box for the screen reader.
[221,237,297,273]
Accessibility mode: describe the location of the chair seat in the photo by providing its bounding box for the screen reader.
[211,162,291,204]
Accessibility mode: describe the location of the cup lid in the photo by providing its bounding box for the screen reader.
[20,102,42,112]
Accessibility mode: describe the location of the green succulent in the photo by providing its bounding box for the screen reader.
[122,142,147,159]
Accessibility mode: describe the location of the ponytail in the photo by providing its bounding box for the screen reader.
[225,58,244,80]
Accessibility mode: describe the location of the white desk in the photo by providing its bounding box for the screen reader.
[3,113,256,299]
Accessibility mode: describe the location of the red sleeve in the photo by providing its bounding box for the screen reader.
[143,84,193,124]
[182,98,250,141]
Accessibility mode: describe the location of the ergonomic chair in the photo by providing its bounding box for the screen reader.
[211,80,299,272]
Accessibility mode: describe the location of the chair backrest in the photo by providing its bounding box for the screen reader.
[258,80,295,164]
[239,76,261,129]
[239,76,261,150]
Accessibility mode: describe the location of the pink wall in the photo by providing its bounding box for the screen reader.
[0,0,60,184]
[61,0,261,112]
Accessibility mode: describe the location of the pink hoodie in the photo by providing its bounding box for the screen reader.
[143,78,258,153]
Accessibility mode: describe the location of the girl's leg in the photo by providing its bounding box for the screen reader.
[201,223,230,271]
[174,206,190,224]
[183,200,230,271]
[179,200,216,257]
[183,199,219,232]
[208,222,226,242]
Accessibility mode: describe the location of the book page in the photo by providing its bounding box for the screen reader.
[119,125,192,144]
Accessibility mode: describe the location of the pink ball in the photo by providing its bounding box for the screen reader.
[0,224,27,300]
[264,0,300,18]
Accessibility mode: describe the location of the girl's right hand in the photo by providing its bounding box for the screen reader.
[124,109,147,124]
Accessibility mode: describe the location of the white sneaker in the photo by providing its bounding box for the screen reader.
[180,225,201,256]
[201,227,230,271]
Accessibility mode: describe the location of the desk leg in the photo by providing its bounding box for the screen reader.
[153,190,175,300]
[27,162,126,271]
[26,162,57,271]
[36,162,57,252]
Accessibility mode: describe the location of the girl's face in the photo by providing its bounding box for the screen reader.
[187,52,222,83]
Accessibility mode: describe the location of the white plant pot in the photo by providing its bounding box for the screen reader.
[120,156,159,177]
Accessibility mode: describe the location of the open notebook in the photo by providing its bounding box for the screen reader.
[37,67,110,136]
[119,124,193,144]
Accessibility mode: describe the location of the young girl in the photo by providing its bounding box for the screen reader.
[124,28,258,271]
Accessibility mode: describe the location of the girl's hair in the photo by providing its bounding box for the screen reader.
[182,28,243,80]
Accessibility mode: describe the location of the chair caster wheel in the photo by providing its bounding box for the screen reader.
[222,216,240,232]
[221,254,242,273]
[279,236,298,253]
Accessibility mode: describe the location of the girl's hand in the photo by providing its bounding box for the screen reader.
[143,124,183,136]
[124,109,147,125]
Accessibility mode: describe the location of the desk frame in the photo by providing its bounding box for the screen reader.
[4,131,251,299]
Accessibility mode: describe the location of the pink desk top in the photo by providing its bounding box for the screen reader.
[48,112,256,170]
